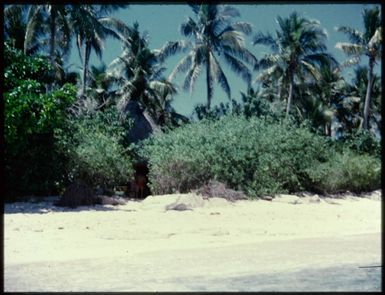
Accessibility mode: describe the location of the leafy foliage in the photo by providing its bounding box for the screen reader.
[108,22,187,128]
[339,129,381,157]
[307,148,381,194]
[4,44,76,199]
[140,115,332,197]
[55,107,134,190]
[169,3,257,109]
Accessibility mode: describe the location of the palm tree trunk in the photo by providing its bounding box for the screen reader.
[286,75,294,117]
[206,51,212,110]
[48,10,56,91]
[363,58,374,130]
[325,123,331,137]
[81,41,91,97]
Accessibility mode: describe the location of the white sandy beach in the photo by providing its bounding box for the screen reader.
[4,190,382,291]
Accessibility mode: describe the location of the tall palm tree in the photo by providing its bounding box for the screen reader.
[107,22,185,127]
[4,5,32,53]
[253,11,336,117]
[24,4,70,86]
[296,60,347,136]
[345,65,382,132]
[335,6,381,130]
[168,3,257,109]
[68,4,129,97]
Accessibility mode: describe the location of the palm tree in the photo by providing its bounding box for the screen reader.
[335,6,381,130]
[347,65,382,132]
[296,60,347,136]
[4,5,31,53]
[24,4,70,86]
[253,11,336,117]
[107,22,186,127]
[168,3,257,109]
[68,4,128,97]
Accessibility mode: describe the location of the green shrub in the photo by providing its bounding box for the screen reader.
[4,44,76,200]
[306,149,381,194]
[140,115,331,197]
[55,108,134,191]
[342,129,381,158]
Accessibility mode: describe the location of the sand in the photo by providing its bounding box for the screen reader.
[3,190,382,291]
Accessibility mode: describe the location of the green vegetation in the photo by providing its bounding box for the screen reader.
[4,43,76,200]
[55,108,134,192]
[307,149,380,194]
[3,4,381,202]
[140,115,380,197]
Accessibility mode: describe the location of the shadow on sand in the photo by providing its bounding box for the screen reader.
[4,200,122,214]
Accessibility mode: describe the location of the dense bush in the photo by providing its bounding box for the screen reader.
[4,43,76,200]
[140,115,332,197]
[341,129,381,158]
[306,148,381,194]
[55,107,134,192]
[141,114,381,197]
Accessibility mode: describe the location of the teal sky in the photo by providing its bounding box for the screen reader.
[70,3,381,117]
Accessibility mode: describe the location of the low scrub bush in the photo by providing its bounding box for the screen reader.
[306,149,381,194]
[55,107,134,191]
[342,129,381,158]
[140,115,331,197]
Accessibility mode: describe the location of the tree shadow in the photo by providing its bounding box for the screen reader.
[4,201,122,215]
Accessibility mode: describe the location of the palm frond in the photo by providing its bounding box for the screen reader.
[168,53,193,80]
[157,40,191,63]
[368,27,382,49]
[99,17,132,41]
[254,65,279,83]
[183,63,202,96]
[335,42,365,56]
[223,52,251,86]
[219,5,240,18]
[343,57,362,69]
[362,6,381,42]
[24,5,43,54]
[336,25,363,44]
[210,52,231,99]
[300,60,320,80]
[221,44,258,68]
[253,32,278,51]
[180,17,198,38]
[256,54,281,71]
[229,21,252,35]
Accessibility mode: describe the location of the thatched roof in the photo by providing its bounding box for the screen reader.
[124,100,160,143]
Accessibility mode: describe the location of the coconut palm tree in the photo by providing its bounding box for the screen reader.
[168,3,257,109]
[295,60,348,136]
[335,6,382,130]
[107,22,187,127]
[67,4,129,97]
[345,65,382,132]
[253,11,337,117]
[24,4,70,85]
[3,5,38,54]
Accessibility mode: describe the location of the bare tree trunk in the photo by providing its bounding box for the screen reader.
[286,75,294,117]
[206,51,212,110]
[325,123,331,137]
[81,41,91,97]
[48,10,56,91]
[363,58,374,130]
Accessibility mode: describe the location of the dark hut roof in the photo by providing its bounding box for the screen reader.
[124,100,160,143]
